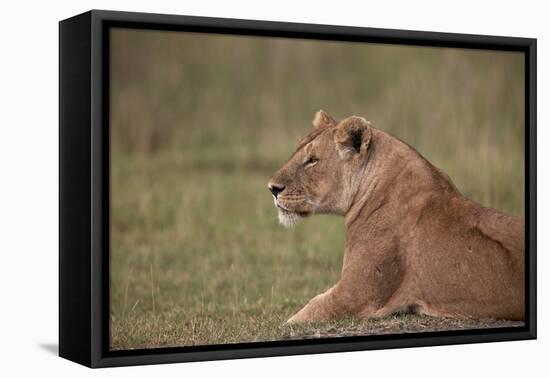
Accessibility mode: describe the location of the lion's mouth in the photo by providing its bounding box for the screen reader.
[276,202,310,217]
[274,199,311,227]
[276,203,291,212]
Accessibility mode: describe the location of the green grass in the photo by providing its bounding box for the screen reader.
[109,30,525,350]
[110,156,345,348]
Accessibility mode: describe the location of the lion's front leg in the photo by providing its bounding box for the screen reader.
[286,287,344,323]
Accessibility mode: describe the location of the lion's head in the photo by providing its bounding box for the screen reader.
[268,110,373,227]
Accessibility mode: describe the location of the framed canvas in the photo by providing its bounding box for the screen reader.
[59,9,537,368]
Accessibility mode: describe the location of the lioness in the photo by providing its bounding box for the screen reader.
[268,110,524,323]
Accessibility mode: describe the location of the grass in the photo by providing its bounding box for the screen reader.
[110,155,345,348]
[109,29,525,350]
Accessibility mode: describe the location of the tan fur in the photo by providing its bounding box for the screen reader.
[268,111,524,323]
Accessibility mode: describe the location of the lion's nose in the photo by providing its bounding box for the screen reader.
[268,183,285,198]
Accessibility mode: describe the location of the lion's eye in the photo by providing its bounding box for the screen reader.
[304,156,319,167]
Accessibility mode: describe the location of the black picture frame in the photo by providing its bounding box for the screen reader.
[59,9,537,368]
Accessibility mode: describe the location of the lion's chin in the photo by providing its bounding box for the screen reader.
[277,208,311,228]
[277,209,302,228]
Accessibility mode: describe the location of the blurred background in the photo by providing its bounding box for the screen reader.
[110,28,525,349]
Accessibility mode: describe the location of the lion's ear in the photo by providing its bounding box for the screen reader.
[334,116,372,160]
[312,110,337,129]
